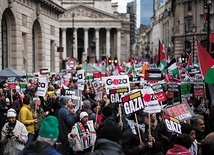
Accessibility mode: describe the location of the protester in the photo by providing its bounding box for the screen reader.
[31,97,46,140]
[11,94,21,115]
[18,115,61,155]
[181,122,198,155]
[81,100,96,122]
[58,96,77,155]
[68,111,96,154]
[85,121,125,155]
[1,108,28,155]
[0,92,7,130]
[18,94,37,144]
[191,114,205,143]
[121,111,154,155]
[201,132,214,155]
[166,133,192,155]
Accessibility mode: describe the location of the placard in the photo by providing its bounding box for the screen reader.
[61,89,82,107]
[179,83,193,103]
[163,114,182,134]
[193,80,205,97]
[151,83,166,102]
[109,87,129,104]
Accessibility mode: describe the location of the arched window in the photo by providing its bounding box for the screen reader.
[1,15,8,69]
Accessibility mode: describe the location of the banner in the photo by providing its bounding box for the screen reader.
[179,83,193,103]
[109,87,129,104]
[193,80,205,97]
[151,83,167,102]
[36,77,48,97]
[141,87,161,114]
[163,114,181,134]
[102,75,130,94]
[61,89,82,107]
[121,90,144,116]
[164,103,194,121]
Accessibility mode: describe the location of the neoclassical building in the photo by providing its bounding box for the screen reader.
[57,0,131,66]
[0,0,65,73]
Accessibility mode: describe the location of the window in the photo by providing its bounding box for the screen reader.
[1,15,8,69]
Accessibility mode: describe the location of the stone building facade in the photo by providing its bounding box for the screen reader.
[57,0,131,65]
[0,0,65,73]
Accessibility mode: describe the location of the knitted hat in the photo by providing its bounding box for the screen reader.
[79,112,88,120]
[59,96,71,106]
[172,133,192,149]
[101,105,113,117]
[181,123,194,134]
[5,98,10,103]
[7,108,17,117]
[33,97,40,103]
[100,121,122,142]
[39,116,59,139]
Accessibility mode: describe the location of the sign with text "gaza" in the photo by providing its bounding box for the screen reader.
[163,114,181,134]
[109,87,129,104]
[102,75,130,94]
[36,76,48,97]
[121,90,144,116]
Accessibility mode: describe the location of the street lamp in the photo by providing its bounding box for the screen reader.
[191,25,196,64]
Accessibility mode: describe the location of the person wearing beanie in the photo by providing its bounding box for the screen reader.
[58,96,77,155]
[166,134,192,155]
[1,108,28,155]
[18,116,61,155]
[85,121,125,155]
[181,123,197,155]
[68,111,96,154]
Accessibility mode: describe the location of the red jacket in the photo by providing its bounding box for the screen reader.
[166,144,192,155]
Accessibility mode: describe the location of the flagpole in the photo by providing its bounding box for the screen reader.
[206,1,211,54]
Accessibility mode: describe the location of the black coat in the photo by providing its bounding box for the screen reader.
[86,138,125,155]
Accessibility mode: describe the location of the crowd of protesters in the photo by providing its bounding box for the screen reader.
[0,75,214,155]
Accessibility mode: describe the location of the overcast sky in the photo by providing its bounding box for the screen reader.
[111,0,140,28]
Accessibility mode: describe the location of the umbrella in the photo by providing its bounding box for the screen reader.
[81,63,101,72]
[0,67,26,78]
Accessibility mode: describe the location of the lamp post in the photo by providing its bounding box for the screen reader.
[206,0,212,53]
[191,25,196,64]
[72,13,75,57]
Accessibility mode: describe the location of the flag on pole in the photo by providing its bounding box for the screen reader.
[196,40,214,84]
[186,52,192,69]
[165,58,178,75]
[203,9,207,31]
[158,40,166,72]
[125,62,134,76]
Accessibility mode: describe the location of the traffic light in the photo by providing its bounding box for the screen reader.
[114,57,118,66]
[108,58,112,64]
[181,54,186,63]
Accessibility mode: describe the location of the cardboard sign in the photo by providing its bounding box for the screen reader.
[164,103,194,121]
[121,90,144,116]
[179,83,193,103]
[141,87,161,114]
[36,77,48,97]
[61,89,82,107]
[109,87,129,104]
[193,80,205,97]
[102,75,130,94]
[163,114,182,134]
[151,83,166,102]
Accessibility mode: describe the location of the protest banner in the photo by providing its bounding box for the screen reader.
[61,89,82,108]
[179,83,193,103]
[102,75,130,94]
[109,87,129,104]
[121,90,144,116]
[7,77,16,89]
[151,83,167,102]
[36,76,48,97]
[141,86,161,114]
[193,80,205,97]
[164,102,194,121]
[163,114,182,134]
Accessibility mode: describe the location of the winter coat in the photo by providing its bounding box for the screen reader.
[68,120,96,152]
[1,120,28,155]
[85,138,125,155]
[166,144,192,155]
[18,104,35,134]
[18,140,61,155]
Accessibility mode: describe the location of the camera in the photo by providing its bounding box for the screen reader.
[6,126,14,138]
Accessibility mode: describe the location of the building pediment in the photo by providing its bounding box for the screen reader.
[59,4,121,21]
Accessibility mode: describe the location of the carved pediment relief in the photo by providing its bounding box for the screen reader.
[60,5,120,21]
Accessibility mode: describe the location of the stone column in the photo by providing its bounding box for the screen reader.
[84,28,89,57]
[117,28,121,62]
[61,28,67,60]
[106,28,110,57]
[95,28,100,61]
[74,28,78,59]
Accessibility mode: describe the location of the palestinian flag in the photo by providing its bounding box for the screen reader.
[196,40,214,84]
[186,53,192,69]
[166,58,178,75]
[158,40,166,72]
[125,62,134,76]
